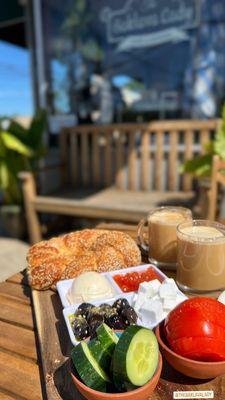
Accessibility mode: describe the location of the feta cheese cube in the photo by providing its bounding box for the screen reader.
[138,281,151,295]
[159,279,178,299]
[140,299,163,325]
[133,295,145,312]
[138,279,161,298]
[163,296,178,310]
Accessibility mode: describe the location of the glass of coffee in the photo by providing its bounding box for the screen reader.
[137,207,192,268]
[176,220,225,293]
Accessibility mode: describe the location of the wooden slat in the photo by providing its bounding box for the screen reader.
[0,282,31,305]
[168,130,178,190]
[155,131,164,190]
[0,320,37,361]
[141,130,150,191]
[115,132,124,189]
[183,130,194,191]
[0,351,42,400]
[70,132,78,187]
[200,129,210,154]
[74,119,219,132]
[92,132,100,188]
[128,132,136,190]
[0,296,33,329]
[104,131,112,186]
[81,130,89,186]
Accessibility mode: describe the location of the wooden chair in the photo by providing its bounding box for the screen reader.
[19,120,219,244]
[208,155,225,220]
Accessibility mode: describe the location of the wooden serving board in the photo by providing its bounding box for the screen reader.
[32,224,225,399]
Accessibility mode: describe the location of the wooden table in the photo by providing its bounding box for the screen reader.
[0,223,225,399]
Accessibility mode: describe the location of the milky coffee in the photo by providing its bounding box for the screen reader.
[148,208,192,265]
[177,222,225,292]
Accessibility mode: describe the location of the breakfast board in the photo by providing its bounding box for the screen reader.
[32,270,225,399]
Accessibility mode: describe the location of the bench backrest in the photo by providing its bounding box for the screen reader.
[60,120,219,192]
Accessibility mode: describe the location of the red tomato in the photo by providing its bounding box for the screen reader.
[169,337,225,362]
[164,297,225,362]
[165,317,225,343]
[165,297,225,331]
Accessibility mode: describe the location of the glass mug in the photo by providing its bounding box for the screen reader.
[176,220,225,293]
[137,207,192,268]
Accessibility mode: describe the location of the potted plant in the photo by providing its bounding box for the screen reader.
[181,104,225,177]
[180,104,225,217]
[0,110,46,238]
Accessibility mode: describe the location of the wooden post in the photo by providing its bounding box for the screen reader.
[18,172,42,244]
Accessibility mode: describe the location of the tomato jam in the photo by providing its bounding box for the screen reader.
[113,266,164,292]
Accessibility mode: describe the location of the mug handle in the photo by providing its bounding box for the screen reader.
[137,217,149,255]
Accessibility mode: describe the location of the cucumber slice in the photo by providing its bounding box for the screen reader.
[88,338,111,371]
[113,325,159,388]
[71,341,110,391]
[96,323,118,355]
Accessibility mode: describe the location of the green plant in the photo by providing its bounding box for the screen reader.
[0,110,46,205]
[180,104,225,178]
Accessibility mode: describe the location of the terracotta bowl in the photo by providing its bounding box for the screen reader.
[70,352,162,400]
[155,322,225,379]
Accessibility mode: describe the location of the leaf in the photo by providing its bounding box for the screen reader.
[27,109,46,151]
[8,119,28,141]
[180,154,213,177]
[0,159,22,204]
[0,161,9,189]
[0,136,6,157]
[1,131,33,157]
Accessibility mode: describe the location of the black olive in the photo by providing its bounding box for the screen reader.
[87,306,102,323]
[113,298,130,314]
[89,314,104,338]
[121,306,138,326]
[105,311,125,329]
[99,303,112,314]
[72,316,89,340]
[76,303,94,318]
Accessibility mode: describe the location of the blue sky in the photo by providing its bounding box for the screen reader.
[0,40,33,116]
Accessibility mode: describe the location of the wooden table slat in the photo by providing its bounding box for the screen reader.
[0,320,37,361]
[0,296,33,329]
[0,281,31,305]
[0,350,42,400]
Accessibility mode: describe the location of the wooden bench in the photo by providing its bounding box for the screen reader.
[20,120,219,244]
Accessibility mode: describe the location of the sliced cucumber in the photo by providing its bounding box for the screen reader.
[88,338,111,371]
[96,323,118,355]
[113,325,159,388]
[71,341,110,391]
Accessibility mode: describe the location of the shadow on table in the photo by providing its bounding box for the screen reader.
[54,359,84,400]
[160,357,214,385]
[51,291,74,357]
[20,269,32,300]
